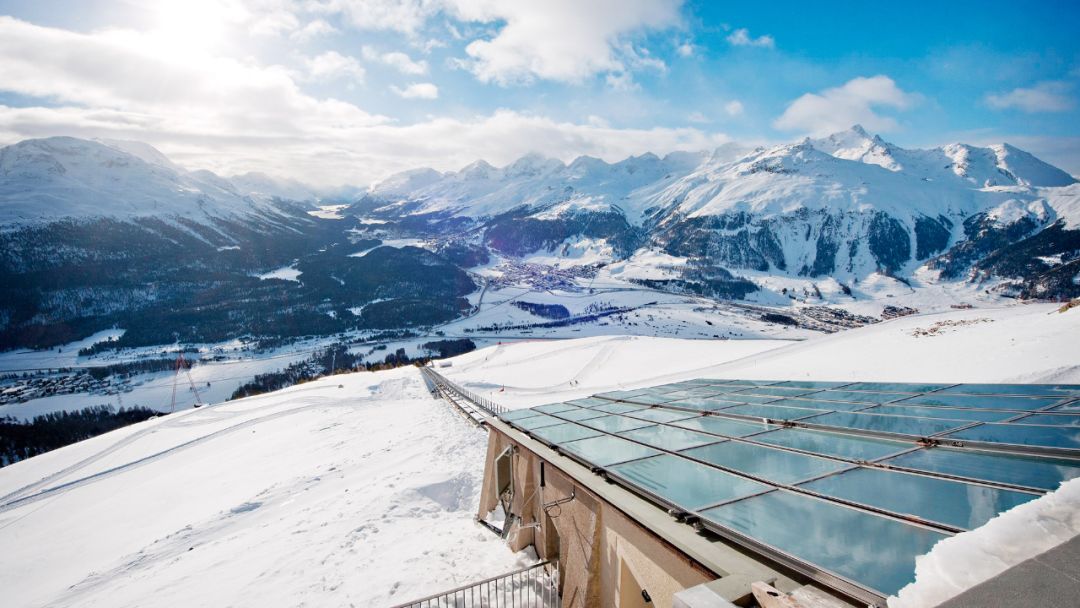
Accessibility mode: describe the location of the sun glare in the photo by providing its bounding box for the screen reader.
[149,0,244,56]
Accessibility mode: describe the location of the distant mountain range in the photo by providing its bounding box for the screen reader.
[0,127,1077,353]
[357,125,1079,299]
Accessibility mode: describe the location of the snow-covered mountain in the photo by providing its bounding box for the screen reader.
[359,126,1079,299]
[0,137,319,226]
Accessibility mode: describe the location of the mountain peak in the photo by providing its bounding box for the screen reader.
[809,126,901,172]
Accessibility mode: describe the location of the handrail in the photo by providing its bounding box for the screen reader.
[421,366,509,418]
[387,560,558,608]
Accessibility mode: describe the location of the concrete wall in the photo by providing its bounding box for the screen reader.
[478,429,715,608]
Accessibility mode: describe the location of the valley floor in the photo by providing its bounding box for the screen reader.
[0,302,1077,607]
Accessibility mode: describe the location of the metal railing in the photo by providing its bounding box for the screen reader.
[388,560,559,608]
[421,366,509,417]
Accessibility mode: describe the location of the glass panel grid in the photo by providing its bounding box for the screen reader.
[683,440,847,484]
[752,427,909,461]
[721,404,835,422]
[578,414,657,434]
[663,398,745,412]
[560,434,662,466]
[610,454,770,510]
[618,424,725,451]
[803,411,967,438]
[813,390,914,404]
[895,393,1063,410]
[938,383,1080,397]
[532,402,581,414]
[530,422,605,445]
[522,378,1080,601]
[883,447,1080,491]
[699,490,947,597]
[670,415,777,438]
[552,407,612,422]
[799,466,1037,530]
[500,408,546,422]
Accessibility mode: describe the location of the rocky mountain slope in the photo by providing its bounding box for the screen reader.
[358,125,1079,300]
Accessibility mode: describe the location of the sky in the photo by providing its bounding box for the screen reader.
[0,0,1077,187]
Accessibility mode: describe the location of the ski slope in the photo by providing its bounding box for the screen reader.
[1,302,1077,607]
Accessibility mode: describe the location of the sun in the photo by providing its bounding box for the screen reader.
[148,0,246,56]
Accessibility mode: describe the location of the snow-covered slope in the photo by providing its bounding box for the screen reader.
[1,303,1077,607]
[0,337,787,608]
[0,137,316,226]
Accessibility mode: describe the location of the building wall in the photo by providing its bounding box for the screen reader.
[478,429,714,608]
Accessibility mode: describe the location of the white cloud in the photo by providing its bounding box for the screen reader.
[391,82,439,99]
[451,0,683,85]
[676,42,694,57]
[361,46,428,75]
[249,1,683,85]
[723,100,744,116]
[305,51,365,81]
[985,81,1073,113]
[726,28,774,48]
[249,10,301,37]
[0,15,730,187]
[774,75,919,135]
[290,19,338,42]
[687,111,709,123]
[309,0,437,35]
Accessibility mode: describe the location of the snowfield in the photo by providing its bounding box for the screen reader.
[1,302,1078,607]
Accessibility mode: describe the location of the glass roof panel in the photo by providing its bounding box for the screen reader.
[752,428,909,461]
[618,424,723,451]
[512,413,568,431]
[776,381,853,389]
[1051,400,1080,412]
[866,405,1015,422]
[772,398,873,412]
[591,402,649,415]
[565,397,609,407]
[625,393,679,405]
[700,491,947,596]
[578,415,657,434]
[884,448,1080,491]
[814,390,913,404]
[683,441,847,484]
[800,467,1036,530]
[594,389,650,400]
[945,424,1080,450]
[560,434,662,466]
[530,422,605,445]
[553,407,612,422]
[938,384,1080,397]
[721,394,784,405]
[730,386,821,398]
[532,403,581,414]
[610,454,770,510]
[500,408,546,421]
[721,404,832,422]
[806,412,966,437]
[1012,413,1080,427]
[624,408,701,423]
[670,416,776,438]
[664,398,744,411]
[896,394,1061,410]
[842,382,952,393]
